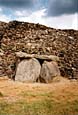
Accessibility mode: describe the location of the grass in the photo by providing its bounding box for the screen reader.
[0,79,78,115]
[21,91,53,98]
[0,91,78,115]
[0,98,78,115]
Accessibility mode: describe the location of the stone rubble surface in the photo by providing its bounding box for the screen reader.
[0,21,78,79]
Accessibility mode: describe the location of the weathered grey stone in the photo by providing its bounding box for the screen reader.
[15,51,33,58]
[40,61,60,83]
[15,58,41,82]
[15,51,59,61]
[34,54,59,61]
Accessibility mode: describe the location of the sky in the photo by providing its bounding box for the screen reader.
[0,0,78,29]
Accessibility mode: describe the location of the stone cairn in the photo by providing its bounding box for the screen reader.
[0,20,78,82]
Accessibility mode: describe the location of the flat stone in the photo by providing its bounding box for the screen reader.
[15,51,33,58]
[15,51,59,61]
[35,55,59,61]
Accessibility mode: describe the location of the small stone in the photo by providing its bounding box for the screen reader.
[0,52,4,56]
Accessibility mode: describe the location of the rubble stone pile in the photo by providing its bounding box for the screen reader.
[0,21,78,79]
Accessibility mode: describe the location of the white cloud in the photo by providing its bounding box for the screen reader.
[0,8,2,12]
[72,13,78,30]
[16,9,46,24]
[0,8,11,22]
[0,14,11,22]
[0,8,78,30]
[15,9,78,30]
[15,10,31,17]
[45,13,78,30]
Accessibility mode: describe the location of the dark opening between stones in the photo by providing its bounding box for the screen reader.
[20,57,31,61]
[36,76,46,83]
[36,59,46,83]
[37,59,44,66]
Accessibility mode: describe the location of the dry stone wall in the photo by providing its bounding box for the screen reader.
[0,21,78,79]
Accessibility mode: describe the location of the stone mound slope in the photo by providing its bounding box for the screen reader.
[0,21,78,80]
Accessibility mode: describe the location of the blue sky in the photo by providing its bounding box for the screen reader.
[0,0,78,29]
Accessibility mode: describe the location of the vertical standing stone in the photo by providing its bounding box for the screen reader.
[40,61,60,83]
[15,58,41,82]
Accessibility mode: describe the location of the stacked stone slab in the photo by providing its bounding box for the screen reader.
[15,52,60,83]
[0,21,78,79]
